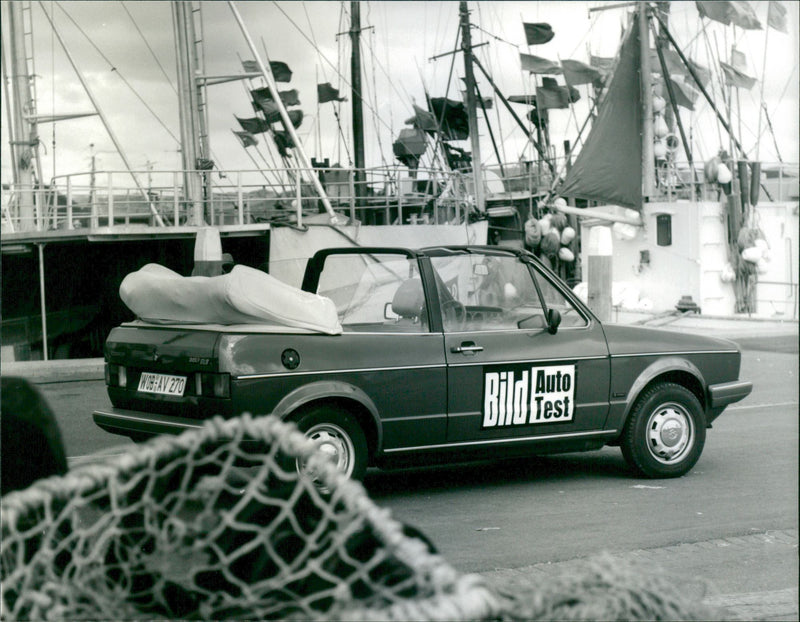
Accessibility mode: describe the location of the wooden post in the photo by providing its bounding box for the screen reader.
[587,226,613,321]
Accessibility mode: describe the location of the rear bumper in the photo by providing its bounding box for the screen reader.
[93,407,204,438]
[708,380,753,410]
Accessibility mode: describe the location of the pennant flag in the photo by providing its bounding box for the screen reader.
[286,109,303,128]
[233,130,258,148]
[590,56,615,74]
[649,48,686,77]
[527,107,549,129]
[251,87,300,107]
[687,60,711,88]
[696,1,762,30]
[235,116,271,134]
[240,60,294,81]
[393,128,427,168]
[720,61,757,89]
[561,59,603,85]
[429,97,469,141]
[405,104,438,132]
[537,77,580,109]
[508,95,537,105]
[252,98,283,124]
[668,78,699,109]
[730,47,748,72]
[519,52,562,75]
[317,82,346,103]
[272,131,295,158]
[523,22,555,45]
[768,0,788,33]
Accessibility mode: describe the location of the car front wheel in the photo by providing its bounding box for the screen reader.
[621,382,706,478]
[293,406,368,482]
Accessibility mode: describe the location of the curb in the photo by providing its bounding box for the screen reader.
[2,358,105,383]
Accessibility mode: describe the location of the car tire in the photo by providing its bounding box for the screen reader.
[293,406,368,482]
[620,382,706,478]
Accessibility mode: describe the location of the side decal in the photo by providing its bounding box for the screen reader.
[483,363,575,427]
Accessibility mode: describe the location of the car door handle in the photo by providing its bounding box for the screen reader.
[451,342,484,354]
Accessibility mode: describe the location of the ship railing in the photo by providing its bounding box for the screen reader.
[650,160,799,203]
[2,165,476,233]
[2,161,796,235]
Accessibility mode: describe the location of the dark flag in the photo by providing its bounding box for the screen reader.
[561,59,603,85]
[235,116,271,134]
[522,22,554,45]
[668,78,698,109]
[272,131,295,157]
[251,87,300,107]
[286,109,304,129]
[508,95,537,104]
[768,1,788,33]
[233,130,258,148]
[429,97,469,141]
[317,82,346,103]
[519,52,562,75]
[537,77,580,109]
[405,104,438,132]
[269,61,293,82]
[241,59,293,82]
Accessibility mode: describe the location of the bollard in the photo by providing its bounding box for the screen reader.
[587,226,613,322]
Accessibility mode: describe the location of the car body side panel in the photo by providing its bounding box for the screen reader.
[224,331,447,450]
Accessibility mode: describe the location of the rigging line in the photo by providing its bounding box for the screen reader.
[365,24,389,168]
[53,1,180,146]
[120,1,176,96]
[269,0,394,137]
[302,1,328,84]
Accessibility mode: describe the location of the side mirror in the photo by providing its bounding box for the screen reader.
[546,308,562,334]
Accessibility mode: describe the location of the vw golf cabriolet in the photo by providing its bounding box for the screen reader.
[94,246,752,480]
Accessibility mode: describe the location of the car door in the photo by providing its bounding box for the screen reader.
[429,250,611,444]
[314,250,448,451]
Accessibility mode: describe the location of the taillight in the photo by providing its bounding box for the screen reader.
[105,364,127,388]
[195,372,230,398]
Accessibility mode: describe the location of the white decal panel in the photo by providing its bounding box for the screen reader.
[482,364,575,428]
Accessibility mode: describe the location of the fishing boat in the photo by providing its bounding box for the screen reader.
[2,1,797,361]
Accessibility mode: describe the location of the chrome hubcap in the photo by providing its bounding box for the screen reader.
[646,402,693,464]
[300,423,355,479]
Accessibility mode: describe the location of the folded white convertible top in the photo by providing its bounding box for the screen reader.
[119,264,342,335]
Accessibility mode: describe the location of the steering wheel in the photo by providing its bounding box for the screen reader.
[440,299,466,330]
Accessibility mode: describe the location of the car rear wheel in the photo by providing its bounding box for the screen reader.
[621,382,706,478]
[293,406,368,482]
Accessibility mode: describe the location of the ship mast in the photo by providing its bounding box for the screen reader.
[459,1,485,214]
[173,1,207,226]
[349,1,366,202]
[7,1,39,230]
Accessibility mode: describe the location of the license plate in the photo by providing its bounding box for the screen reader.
[138,372,187,396]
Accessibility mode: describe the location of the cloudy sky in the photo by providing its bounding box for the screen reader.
[2,1,798,188]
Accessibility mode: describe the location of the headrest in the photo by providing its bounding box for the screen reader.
[391,278,425,318]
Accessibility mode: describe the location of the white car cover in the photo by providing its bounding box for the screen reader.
[119,264,342,334]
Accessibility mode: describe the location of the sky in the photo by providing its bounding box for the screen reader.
[2,1,798,190]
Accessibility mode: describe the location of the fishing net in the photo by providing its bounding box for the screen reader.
[1,412,725,621]
[0,414,500,621]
